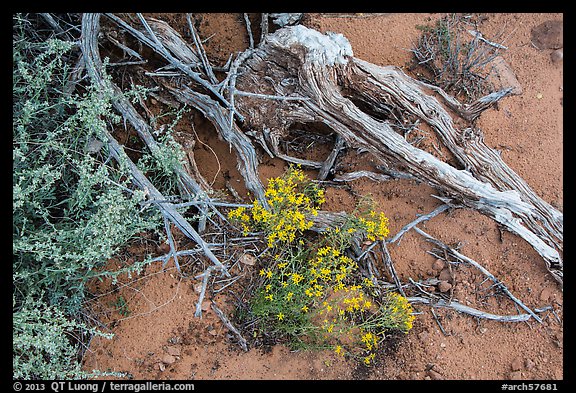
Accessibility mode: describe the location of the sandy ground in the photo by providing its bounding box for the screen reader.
[82,13,563,381]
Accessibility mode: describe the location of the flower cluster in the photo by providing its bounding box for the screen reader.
[234,167,414,366]
[228,166,324,247]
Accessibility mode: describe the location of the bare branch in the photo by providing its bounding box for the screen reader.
[211,302,249,351]
[408,297,533,323]
[414,226,542,323]
[243,13,254,49]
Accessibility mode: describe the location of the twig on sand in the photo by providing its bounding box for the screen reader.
[413,226,542,323]
[194,265,217,318]
[211,302,249,351]
[408,296,535,322]
[387,204,453,244]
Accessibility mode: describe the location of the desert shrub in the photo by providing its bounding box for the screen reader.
[13,14,164,379]
[229,167,415,366]
[410,14,503,101]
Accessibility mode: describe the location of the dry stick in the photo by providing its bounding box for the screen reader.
[163,84,268,207]
[163,216,180,270]
[333,170,392,183]
[408,296,532,322]
[430,307,450,336]
[211,302,249,351]
[186,13,218,85]
[260,13,269,44]
[409,277,440,300]
[386,204,453,244]
[243,13,255,49]
[40,13,74,40]
[234,90,310,101]
[467,29,508,50]
[105,32,144,60]
[318,135,345,181]
[275,153,323,169]
[226,49,253,136]
[356,203,452,263]
[379,242,406,298]
[194,265,217,317]
[105,13,241,121]
[413,226,542,323]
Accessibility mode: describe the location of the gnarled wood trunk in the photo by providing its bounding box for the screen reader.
[233,26,562,284]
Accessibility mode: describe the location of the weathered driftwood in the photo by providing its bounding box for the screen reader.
[105,13,268,207]
[232,25,562,284]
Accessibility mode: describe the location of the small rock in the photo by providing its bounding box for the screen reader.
[531,20,563,50]
[487,56,523,95]
[539,288,551,302]
[511,357,523,371]
[162,354,176,365]
[479,327,488,334]
[193,283,203,293]
[157,242,171,254]
[418,331,429,341]
[427,369,443,380]
[440,342,446,349]
[168,336,182,345]
[165,346,181,357]
[158,362,166,372]
[525,359,536,370]
[432,259,445,271]
[201,300,211,311]
[438,269,452,282]
[239,253,256,266]
[508,371,523,380]
[550,49,563,64]
[438,281,452,293]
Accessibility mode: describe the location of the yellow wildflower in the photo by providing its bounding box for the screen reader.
[334,345,343,356]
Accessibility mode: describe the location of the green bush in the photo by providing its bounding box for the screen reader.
[13,15,164,379]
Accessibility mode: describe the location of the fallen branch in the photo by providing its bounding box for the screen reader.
[104,127,229,276]
[333,170,392,183]
[386,204,453,244]
[414,226,542,323]
[81,14,214,208]
[194,265,217,318]
[318,135,345,180]
[408,296,532,323]
[380,241,406,298]
[211,302,249,351]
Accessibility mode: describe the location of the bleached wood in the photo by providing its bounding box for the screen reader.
[233,25,562,284]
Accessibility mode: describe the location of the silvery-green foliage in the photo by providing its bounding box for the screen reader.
[13,15,164,379]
